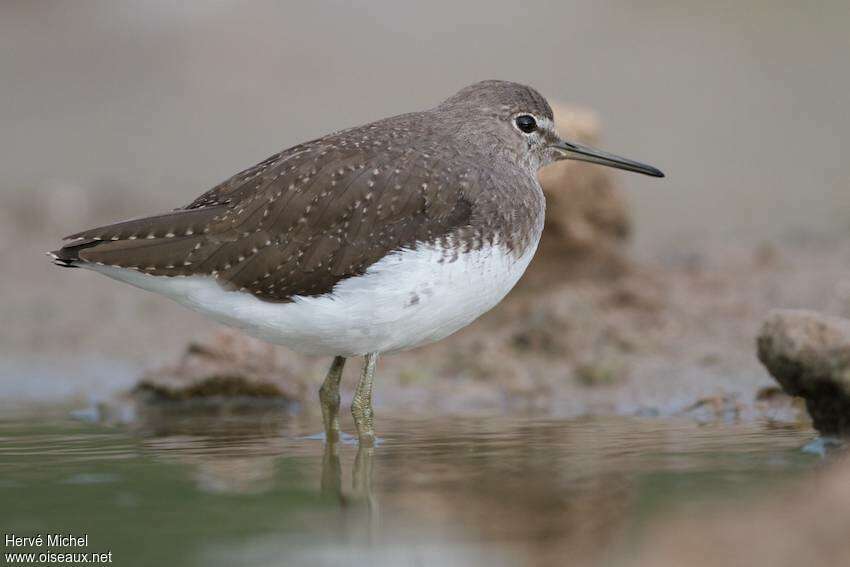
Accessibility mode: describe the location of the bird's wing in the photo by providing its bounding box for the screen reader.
[54,134,480,302]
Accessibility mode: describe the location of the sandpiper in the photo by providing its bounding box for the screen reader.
[51,80,663,444]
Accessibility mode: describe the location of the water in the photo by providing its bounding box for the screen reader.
[0,408,816,566]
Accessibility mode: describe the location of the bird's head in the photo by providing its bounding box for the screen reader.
[437,80,664,177]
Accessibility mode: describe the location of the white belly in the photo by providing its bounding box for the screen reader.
[87,238,539,357]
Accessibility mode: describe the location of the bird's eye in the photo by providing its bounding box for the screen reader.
[515,114,537,134]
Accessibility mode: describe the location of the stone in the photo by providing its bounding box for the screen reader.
[757,308,850,435]
[134,331,307,406]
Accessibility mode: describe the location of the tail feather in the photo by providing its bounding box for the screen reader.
[62,205,226,242]
[50,205,228,274]
[49,238,101,268]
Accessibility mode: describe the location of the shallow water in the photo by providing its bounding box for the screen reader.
[0,408,816,566]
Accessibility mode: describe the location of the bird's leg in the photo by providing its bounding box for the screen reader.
[319,356,346,443]
[351,352,379,446]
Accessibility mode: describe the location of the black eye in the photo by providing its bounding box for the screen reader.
[515,114,537,133]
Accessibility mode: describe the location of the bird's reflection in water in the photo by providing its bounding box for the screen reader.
[134,402,379,525]
[321,439,379,540]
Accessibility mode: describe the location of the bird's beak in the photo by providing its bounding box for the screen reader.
[549,139,664,178]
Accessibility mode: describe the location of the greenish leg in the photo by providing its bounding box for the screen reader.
[351,352,379,446]
[319,356,346,443]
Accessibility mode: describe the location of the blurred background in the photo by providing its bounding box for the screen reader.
[3,0,850,365]
[2,2,850,566]
[3,0,849,250]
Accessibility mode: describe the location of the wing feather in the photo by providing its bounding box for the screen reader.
[52,115,487,301]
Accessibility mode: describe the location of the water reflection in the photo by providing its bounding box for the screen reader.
[320,440,378,526]
[0,409,817,567]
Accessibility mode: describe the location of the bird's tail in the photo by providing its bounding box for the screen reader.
[48,205,227,273]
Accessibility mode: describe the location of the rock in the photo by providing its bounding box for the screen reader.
[757,309,850,435]
[133,331,310,407]
[135,375,287,403]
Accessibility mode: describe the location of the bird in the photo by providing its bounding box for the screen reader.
[51,80,663,445]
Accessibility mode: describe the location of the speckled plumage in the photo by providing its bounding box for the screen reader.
[54,80,552,303]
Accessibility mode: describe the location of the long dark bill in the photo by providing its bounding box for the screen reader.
[550,140,664,178]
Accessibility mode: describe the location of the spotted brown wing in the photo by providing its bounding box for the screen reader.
[55,128,479,302]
